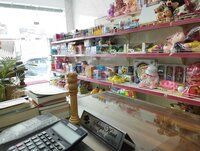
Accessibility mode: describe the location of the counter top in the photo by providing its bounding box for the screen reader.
[78,92,200,151]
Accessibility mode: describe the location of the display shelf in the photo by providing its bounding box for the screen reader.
[77,76,200,106]
[51,17,200,45]
[51,52,200,58]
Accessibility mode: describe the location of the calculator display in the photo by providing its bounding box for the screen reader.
[52,122,81,144]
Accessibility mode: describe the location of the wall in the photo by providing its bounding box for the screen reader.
[72,0,115,29]
[0,0,65,9]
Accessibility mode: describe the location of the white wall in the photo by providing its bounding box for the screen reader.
[72,0,114,29]
[0,0,65,9]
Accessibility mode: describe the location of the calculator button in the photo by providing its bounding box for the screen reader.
[42,131,47,135]
[49,145,54,149]
[41,149,49,151]
[52,149,57,151]
[21,149,29,151]
[18,145,25,150]
[46,141,51,146]
[33,138,40,143]
[54,142,59,147]
[45,134,49,137]
[35,141,43,146]
[47,136,52,140]
[30,149,39,151]
[31,136,37,140]
[38,144,45,149]
[57,146,63,150]
[50,139,55,143]
[28,145,35,150]
[25,142,33,146]
[24,140,30,144]
[38,133,43,137]
[40,136,45,139]
[8,146,16,151]
[16,142,23,147]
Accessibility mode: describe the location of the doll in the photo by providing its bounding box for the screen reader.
[138,64,159,89]
[108,3,115,18]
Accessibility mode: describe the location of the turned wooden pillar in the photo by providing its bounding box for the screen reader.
[67,73,80,125]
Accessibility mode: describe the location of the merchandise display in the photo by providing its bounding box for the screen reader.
[50,0,200,108]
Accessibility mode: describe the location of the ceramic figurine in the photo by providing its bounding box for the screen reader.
[138,64,159,89]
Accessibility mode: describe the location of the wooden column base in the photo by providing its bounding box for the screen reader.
[69,116,80,125]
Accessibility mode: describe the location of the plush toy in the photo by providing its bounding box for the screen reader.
[114,0,126,16]
[174,4,189,16]
[163,7,173,22]
[124,0,138,14]
[108,3,115,18]
[138,64,159,89]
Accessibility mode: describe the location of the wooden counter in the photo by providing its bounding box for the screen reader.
[78,92,200,151]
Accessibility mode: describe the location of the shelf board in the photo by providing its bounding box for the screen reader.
[77,76,200,106]
[51,17,200,45]
[51,52,200,58]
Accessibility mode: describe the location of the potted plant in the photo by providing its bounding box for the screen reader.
[0,57,27,101]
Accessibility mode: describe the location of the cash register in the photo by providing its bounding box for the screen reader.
[6,119,87,151]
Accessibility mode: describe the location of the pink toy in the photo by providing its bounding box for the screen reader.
[159,80,179,90]
[114,0,126,16]
[108,3,115,18]
[138,64,159,89]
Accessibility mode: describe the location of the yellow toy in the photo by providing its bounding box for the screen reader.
[183,41,200,52]
[108,75,126,83]
[90,87,99,94]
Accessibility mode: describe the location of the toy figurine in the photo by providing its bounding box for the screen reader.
[107,3,115,19]
[163,32,185,53]
[114,0,126,16]
[138,64,159,89]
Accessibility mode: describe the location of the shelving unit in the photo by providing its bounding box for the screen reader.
[78,76,200,106]
[51,17,200,45]
[50,16,200,107]
[51,52,200,58]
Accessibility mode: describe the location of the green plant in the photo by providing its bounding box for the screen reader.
[0,57,27,101]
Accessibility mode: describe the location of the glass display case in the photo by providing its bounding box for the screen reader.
[78,91,200,151]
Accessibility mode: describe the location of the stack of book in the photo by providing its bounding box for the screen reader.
[25,83,70,119]
[0,97,39,130]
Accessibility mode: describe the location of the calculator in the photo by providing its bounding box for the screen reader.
[7,120,87,151]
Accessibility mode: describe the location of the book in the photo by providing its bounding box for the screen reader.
[0,107,39,130]
[26,90,67,105]
[41,107,70,119]
[30,97,67,107]
[0,98,30,116]
[38,101,69,111]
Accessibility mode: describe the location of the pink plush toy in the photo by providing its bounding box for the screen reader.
[114,0,126,16]
[138,64,159,89]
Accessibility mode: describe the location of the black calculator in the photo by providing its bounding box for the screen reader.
[7,120,87,151]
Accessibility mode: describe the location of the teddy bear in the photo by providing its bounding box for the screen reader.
[163,8,173,22]
[114,0,127,16]
[124,0,138,14]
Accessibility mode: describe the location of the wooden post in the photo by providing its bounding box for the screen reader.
[67,73,80,125]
